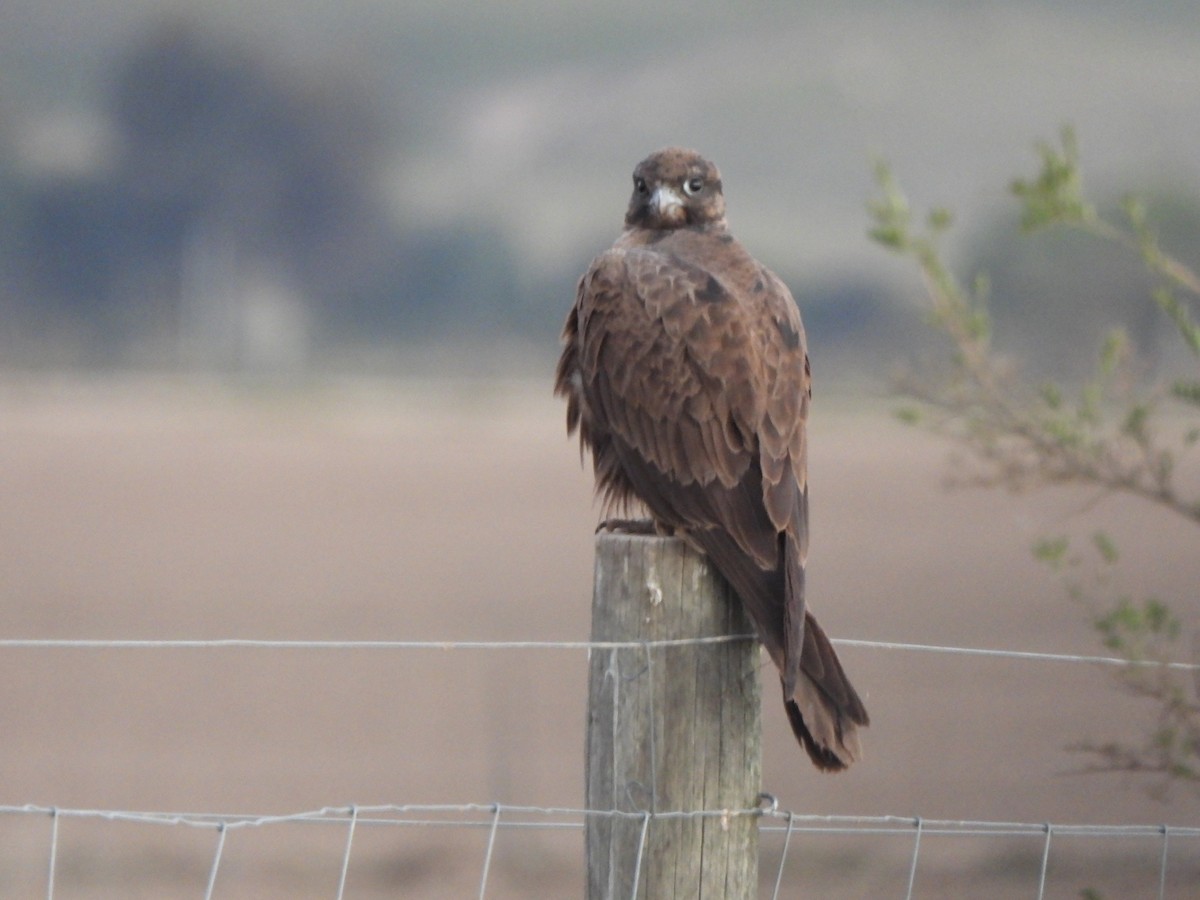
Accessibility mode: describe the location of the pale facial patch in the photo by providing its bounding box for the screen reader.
[651,186,684,215]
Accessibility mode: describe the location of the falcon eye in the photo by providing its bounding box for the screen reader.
[633,176,648,195]
[683,176,704,196]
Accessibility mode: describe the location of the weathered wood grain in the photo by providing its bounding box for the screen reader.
[586,533,762,899]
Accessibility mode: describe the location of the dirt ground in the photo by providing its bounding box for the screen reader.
[0,376,1197,898]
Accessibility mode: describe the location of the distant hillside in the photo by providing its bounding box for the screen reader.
[2,1,1199,376]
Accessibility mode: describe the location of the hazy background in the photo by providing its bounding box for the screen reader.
[3,0,1200,377]
[2,1,1200,896]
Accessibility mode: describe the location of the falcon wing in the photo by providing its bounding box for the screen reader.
[558,242,868,770]
[562,246,808,683]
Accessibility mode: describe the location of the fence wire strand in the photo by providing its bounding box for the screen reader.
[335,804,357,900]
[1037,823,1052,900]
[7,802,1199,836]
[905,817,922,900]
[5,631,1199,895]
[630,811,651,900]
[477,804,501,900]
[770,810,795,900]
[45,807,57,900]
[5,803,1198,897]
[1158,825,1170,900]
[204,822,226,900]
[2,634,1197,671]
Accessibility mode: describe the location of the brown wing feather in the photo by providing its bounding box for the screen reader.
[556,232,868,771]
[583,249,756,491]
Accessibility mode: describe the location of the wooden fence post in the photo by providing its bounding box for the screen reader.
[585,532,762,899]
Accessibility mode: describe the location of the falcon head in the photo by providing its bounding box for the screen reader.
[624,147,726,231]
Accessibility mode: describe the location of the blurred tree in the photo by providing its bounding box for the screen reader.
[792,277,925,379]
[388,223,522,336]
[8,17,525,369]
[107,17,396,367]
[963,194,1200,380]
[0,111,21,322]
[870,130,1200,797]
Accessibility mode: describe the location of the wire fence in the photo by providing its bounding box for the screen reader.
[3,799,1198,900]
[3,633,1199,670]
[4,634,1199,898]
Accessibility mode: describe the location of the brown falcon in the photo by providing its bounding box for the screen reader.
[555,147,868,771]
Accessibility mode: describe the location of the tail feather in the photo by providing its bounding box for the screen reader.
[783,612,869,771]
[691,523,869,770]
[785,695,852,772]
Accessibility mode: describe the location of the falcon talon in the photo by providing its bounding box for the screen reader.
[555,147,869,772]
[594,518,656,535]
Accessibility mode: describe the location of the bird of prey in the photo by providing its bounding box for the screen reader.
[555,147,868,771]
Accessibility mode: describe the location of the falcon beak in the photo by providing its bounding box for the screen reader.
[648,187,686,214]
[651,186,685,215]
[650,185,686,225]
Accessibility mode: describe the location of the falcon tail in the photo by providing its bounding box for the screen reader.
[783,611,869,771]
[684,525,869,771]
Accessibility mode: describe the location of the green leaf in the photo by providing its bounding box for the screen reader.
[1043,415,1084,447]
[868,160,914,251]
[1121,403,1151,443]
[1040,382,1063,410]
[868,224,906,250]
[1011,126,1093,231]
[1152,286,1200,356]
[928,207,953,232]
[1098,329,1128,377]
[966,307,992,342]
[1033,535,1070,568]
[1121,194,1148,232]
[1143,599,1180,638]
[1092,531,1119,565]
[1171,380,1200,407]
[1093,599,1140,647]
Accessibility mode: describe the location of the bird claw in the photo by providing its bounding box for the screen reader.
[595,518,658,535]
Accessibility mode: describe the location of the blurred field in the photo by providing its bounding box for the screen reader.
[1,376,1198,898]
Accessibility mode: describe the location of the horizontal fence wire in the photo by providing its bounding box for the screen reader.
[4,631,1199,898]
[4,803,1197,900]
[6,801,1198,838]
[1,634,1198,670]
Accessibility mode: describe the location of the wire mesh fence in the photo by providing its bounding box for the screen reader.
[3,799,1198,899]
[4,635,1199,898]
